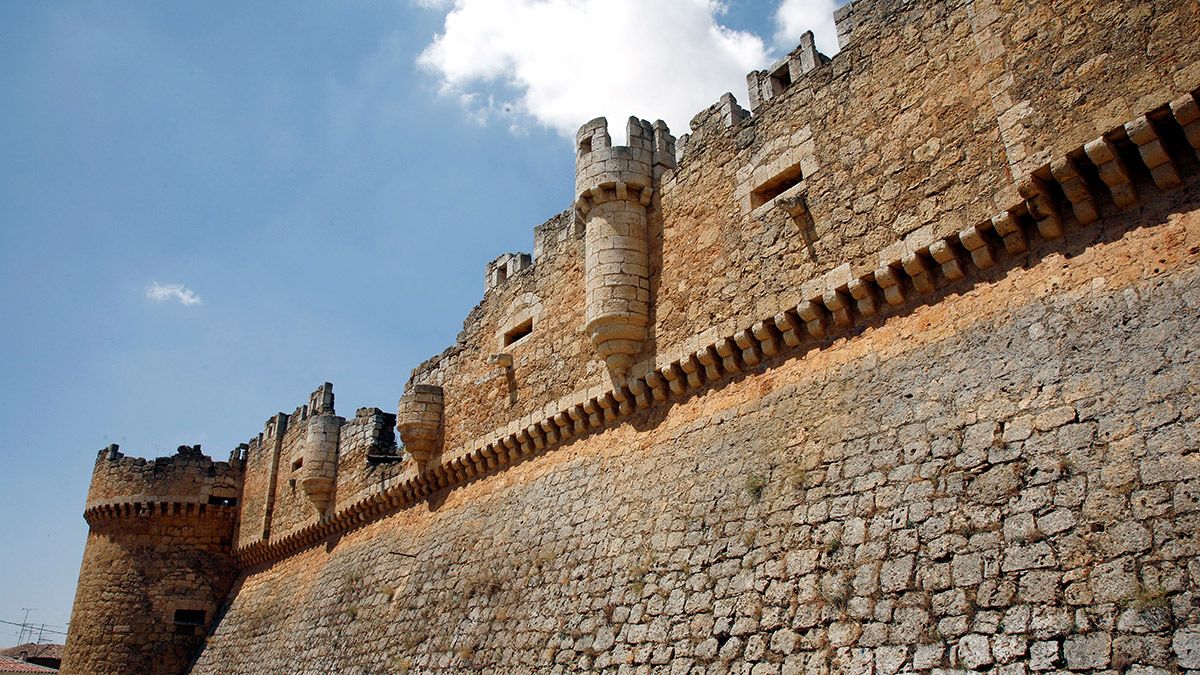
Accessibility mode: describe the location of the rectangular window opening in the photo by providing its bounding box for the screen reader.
[504,318,534,346]
[207,495,238,506]
[579,137,592,155]
[292,457,303,471]
[751,163,805,209]
[174,609,205,626]
[769,66,792,95]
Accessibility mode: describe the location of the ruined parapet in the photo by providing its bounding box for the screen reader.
[745,31,829,113]
[83,443,243,510]
[485,252,532,292]
[397,384,444,466]
[832,2,857,49]
[574,116,674,378]
[307,380,335,415]
[64,444,244,675]
[345,407,400,460]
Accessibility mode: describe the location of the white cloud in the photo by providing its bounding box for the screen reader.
[146,282,201,306]
[416,0,771,139]
[773,0,841,55]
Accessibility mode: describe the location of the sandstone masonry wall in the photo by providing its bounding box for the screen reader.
[235,414,286,548]
[269,406,322,538]
[62,0,1200,671]
[406,209,601,456]
[653,0,1200,361]
[65,509,240,675]
[191,196,1200,672]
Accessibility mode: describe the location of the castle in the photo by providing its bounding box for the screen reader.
[62,0,1200,672]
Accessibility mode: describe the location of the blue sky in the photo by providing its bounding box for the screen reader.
[0,0,845,640]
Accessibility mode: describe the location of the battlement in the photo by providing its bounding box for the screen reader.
[745,30,830,113]
[84,443,244,515]
[484,251,531,292]
[574,116,675,211]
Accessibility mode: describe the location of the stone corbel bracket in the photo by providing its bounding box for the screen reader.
[85,499,239,526]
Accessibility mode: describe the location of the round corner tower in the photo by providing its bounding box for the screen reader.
[62,443,245,675]
[574,115,675,379]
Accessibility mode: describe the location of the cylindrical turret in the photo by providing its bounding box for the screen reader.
[397,384,444,466]
[62,444,244,675]
[299,413,341,516]
[575,116,674,378]
[289,381,341,516]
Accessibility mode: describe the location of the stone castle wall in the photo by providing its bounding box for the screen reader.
[61,0,1200,671]
[190,199,1200,673]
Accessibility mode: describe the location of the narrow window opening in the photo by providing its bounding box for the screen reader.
[751,163,805,209]
[579,137,593,155]
[292,457,303,471]
[208,495,238,506]
[504,318,534,346]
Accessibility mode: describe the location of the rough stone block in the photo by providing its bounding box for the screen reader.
[1063,633,1110,669]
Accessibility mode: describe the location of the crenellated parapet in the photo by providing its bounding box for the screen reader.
[228,80,1200,570]
[484,252,532,292]
[574,116,675,378]
[83,443,244,518]
[745,30,830,113]
[574,116,675,201]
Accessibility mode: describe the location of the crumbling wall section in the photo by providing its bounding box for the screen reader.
[333,407,401,512]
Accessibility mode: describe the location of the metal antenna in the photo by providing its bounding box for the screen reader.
[17,608,35,644]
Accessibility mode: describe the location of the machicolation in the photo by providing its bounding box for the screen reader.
[63,0,1200,672]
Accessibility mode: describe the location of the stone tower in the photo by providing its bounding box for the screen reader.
[574,116,674,378]
[61,444,244,675]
